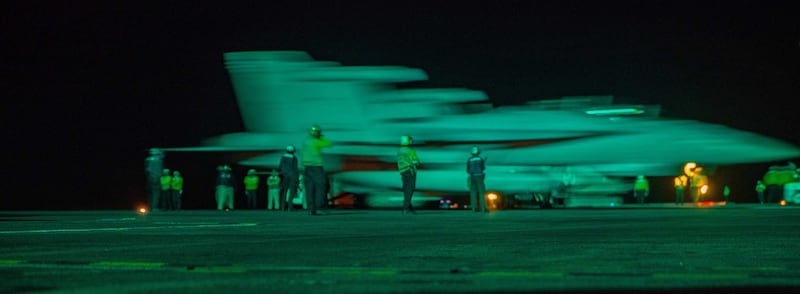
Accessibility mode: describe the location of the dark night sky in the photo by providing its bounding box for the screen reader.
[3,1,798,210]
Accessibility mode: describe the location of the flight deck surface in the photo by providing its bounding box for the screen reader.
[1,205,798,293]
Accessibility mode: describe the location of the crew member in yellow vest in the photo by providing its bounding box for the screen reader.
[159,168,171,211]
[691,173,708,203]
[243,169,260,209]
[267,169,281,210]
[170,170,183,210]
[301,124,332,215]
[674,175,687,205]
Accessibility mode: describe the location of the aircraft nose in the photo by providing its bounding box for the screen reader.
[741,136,800,163]
[685,129,800,164]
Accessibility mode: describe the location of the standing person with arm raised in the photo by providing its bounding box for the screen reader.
[301,125,332,216]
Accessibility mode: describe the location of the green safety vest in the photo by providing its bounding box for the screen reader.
[244,175,260,190]
[160,176,171,190]
[633,179,649,191]
[171,176,183,190]
[397,147,420,173]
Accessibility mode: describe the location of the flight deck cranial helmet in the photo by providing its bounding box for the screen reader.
[247,169,256,175]
[400,135,412,146]
[286,145,295,153]
[309,124,322,138]
[471,146,480,155]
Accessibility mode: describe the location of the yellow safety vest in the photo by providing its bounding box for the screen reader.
[301,136,332,167]
[674,176,687,188]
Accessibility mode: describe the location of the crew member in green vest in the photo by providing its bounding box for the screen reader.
[243,169,260,209]
[633,175,650,204]
[159,168,171,211]
[170,170,183,210]
[398,134,421,214]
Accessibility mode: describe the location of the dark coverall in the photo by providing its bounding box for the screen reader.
[397,146,420,213]
[468,154,488,212]
[279,151,299,211]
[170,174,183,210]
[216,168,235,210]
[144,154,163,210]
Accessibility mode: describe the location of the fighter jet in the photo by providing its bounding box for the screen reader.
[165,51,800,208]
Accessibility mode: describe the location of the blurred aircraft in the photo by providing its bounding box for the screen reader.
[165,51,800,208]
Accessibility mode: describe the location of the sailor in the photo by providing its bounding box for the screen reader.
[755,180,766,204]
[278,145,299,211]
[243,169,259,209]
[267,169,281,210]
[467,146,488,213]
[170,170,183,210]
[144,148,164,211]
[674,175,687,205]
[216,165,235,211]
[159,168,172,210]
[723,185,731,203]
[397,134,420,214]
[301,124,332,215]
[633,175,649,204]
